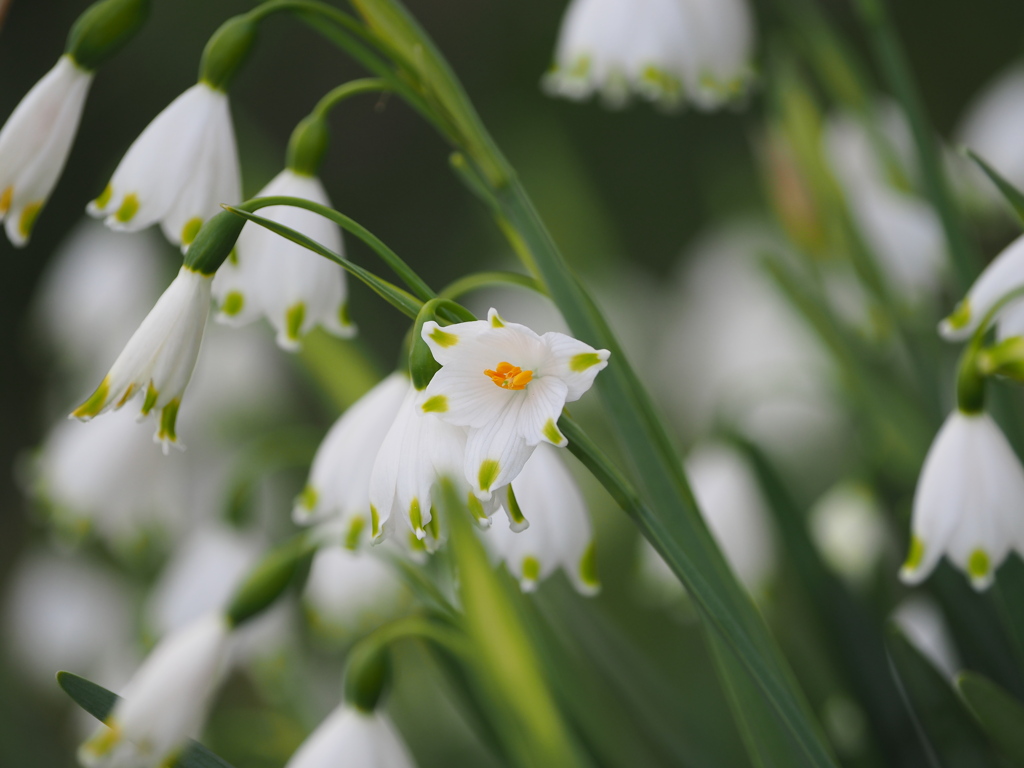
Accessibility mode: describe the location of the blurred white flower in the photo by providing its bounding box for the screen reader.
[484,443,599,595]
[0,55,92,245]
[302,544,411,642]
[654,223,844,473]
[32,220,166,386]
[892,596,960,679]
[71,266,213,453]
[3,550,134,688]
[637,441,775,599]
[79,613,232,768]
[956,62,1024,208]
[283,705,417,768]
[212,169,355,350]
[87,82,240,250]
[420,308,608,500]
[940,232,1024,342]
[824,107,947,302]
[543,0,755,111]
[901,410,1024,591]
[809,482,890,586]
[295,373,409,547]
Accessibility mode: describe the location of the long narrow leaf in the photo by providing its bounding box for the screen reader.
[965,149,1024,227]
[956,671,1024,765]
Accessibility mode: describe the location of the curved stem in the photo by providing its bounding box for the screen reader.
[311,77,393,121]
[439,271,546,301]
[365,615,472,659]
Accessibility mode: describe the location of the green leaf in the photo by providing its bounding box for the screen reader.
[56,672,238,768]
[885,626,999,768]
[957,671,1024,765]
[965,149,1024,227]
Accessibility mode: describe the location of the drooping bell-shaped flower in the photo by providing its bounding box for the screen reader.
[901,410,1024,590]
[78,613,232,768]
[940,232,1024,341]
[809,482,890,587]
[88,82,241,250]
[420,308,609,500]
[543,0,755,111]
[71,266,213,453]
[283,705,418,768]
[484,443,599,595]
[294,373,409,547]
[0,56,92,246]
[212,169,355,349]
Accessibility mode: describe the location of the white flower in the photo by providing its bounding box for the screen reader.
[369,379,499,545]
[420,308,609,500]
[956,62,1024,208]
[283,705,417,768]
[87,82,241,250]
[809,482,890,586]
[79,613,232,768]
[0,55,92,246]
[892,597,960,679]
[213,169,355,350]
[295,373,408,545]
[72,266,212,453]
[939,232,1024,342]
[901,410,1024,590]
[302,544,411,642]
[483,443,599,595]
[543,0,754,111]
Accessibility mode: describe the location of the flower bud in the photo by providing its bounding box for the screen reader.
[199,15,258,92]
[344,640,392,713]
[225,534,313,628]
[65,0,150,72]
[183,209,246,276]
[287,114,331,178]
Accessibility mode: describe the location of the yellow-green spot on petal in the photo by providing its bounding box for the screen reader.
[142,382,159,416]
[344,516,366,550]
[115,193,139,223]
[490,312,505,328]
[579,541,600,590]
[82,718,122,758]
[409,498,423,534]
[115,382,137,408]
[570,352,603,372]
[903,535,925,572]
[542,418,565,445]
[478,459,500,492]
[429,328,458,348]
[221,291,244,317]
[426,509,441,540]
[158,399,180,443]
[298,485,318,511]
[370,505,381,538]
[72,377,110,419]
[945,299,972,331]
[422,394,448,413]
[409,532,426,553]
[286,302,306,343]
[339,302,352,327]
[522,556,541,583]
[228,248,238,265]
[0,186,13,214]
[467,492,489,524]
[569,54,591,79]
[506,485,526,526]
[19,200,42,238]
[180,217,203,246]
[93,183,112,210]
[968,549,991,581]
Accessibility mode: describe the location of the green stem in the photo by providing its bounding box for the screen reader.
[852,0,979,290]
[438,271,545,301]
[310,77,392,121]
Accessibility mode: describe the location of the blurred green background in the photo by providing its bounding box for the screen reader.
[2,0,1024,765]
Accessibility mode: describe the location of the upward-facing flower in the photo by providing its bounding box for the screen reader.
[901,410,1024,590]
[212,169,355,350]
[78,613,232,768]
[88,82,240,250]
[940,232,1024,341]
[0,56,92,246]
[420,308,609,500]
[294,373,409,546]
[543,0,755,111]
[71,266,213,453]
[283,705,417,768]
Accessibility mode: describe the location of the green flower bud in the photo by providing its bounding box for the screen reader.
[225,534,313,628]
[344,641,392,713]
[286,115,330,177]
[65,0,150,72]
[183,209,247,276]
[956,342,987,416]
[199,15,258,92]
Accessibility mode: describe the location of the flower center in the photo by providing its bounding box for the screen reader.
[484,361,533,390]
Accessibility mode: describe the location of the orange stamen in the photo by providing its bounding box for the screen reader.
[484,361,534,390]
